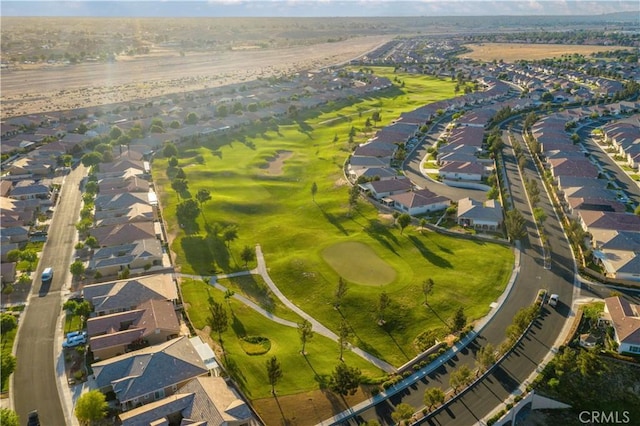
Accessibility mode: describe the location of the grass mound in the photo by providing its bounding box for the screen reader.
[322,241,396,286]
[240,336,271,355]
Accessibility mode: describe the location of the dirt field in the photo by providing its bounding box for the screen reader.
[462,42,632,62]
[0,35,390,118]
[261,151,294,176]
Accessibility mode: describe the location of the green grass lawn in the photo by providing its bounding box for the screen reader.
[182,279,385,399]
[157,68,514,370]
[322,241,396,286]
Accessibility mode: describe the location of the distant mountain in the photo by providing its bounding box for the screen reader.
[2,1,639,18]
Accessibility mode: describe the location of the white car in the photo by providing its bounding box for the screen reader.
[549,294,559,308]
[62,331,87,348]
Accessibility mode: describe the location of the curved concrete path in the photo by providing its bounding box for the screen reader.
[178,244,397,374]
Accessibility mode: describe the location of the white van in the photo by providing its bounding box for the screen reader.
[41,267,54,284]
[549,294,559,308]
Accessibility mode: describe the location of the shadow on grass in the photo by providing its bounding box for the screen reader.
[382,325,410,362]
[318,204,349,236]
[364,219,398,255]
[204,232,231,271]
[408,235,452,268]
[225,356,247,390]
[427,303,450,328]
[181,235,214,275]
[231,313,247,338]
[227,275,276,312]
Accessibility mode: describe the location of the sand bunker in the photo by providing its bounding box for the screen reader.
[261,150,293,175]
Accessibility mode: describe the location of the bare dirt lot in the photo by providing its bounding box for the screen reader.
[0,35,390,118]
[462,42,632,62]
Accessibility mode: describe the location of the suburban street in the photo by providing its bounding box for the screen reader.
[344,119,577,425]
[13,165,86,425]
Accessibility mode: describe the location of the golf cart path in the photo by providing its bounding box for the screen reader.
[179,243,397,373]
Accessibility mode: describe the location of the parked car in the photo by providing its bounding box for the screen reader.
[66,331,87,340]
[41,267,54,284]
[62,332,87,348]
[27,410,40,426]
[549,294,559,308]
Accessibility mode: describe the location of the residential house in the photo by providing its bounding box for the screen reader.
[94,203,155,227]
[89,238,164,276]
[457,197,503,231]
[0,226,30,244]
[359,178,413,201]
[89,222,157,247]
[92,336,210,412]
[439,161,487,181]
[1,262,17,284]
[603,296,640,354]
[88,299,181,360]
[94,192,151,212]
[118,375,257,426]
[83,274,178,316]
[388,189,450,215]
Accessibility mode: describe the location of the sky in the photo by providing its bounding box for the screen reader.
[1,1,639,17]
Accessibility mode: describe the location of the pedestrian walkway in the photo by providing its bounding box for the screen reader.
[178,245,397,374]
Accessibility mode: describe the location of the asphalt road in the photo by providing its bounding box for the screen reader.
[344,122,576,425]
[13,165,86,426]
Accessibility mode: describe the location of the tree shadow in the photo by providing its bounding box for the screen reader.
[181,236,214,275]
[384,328,410,361]
[228,275,276,312]
[224,356,247,389]
[204,232,230,271]
[273,395,293,425]
[317,204,349,236]
[427,303,450,328]
[364,219,398,255]
[231,312,246,338]
[408,235,452,268]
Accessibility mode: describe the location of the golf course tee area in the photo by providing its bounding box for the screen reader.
[153,68,514,400]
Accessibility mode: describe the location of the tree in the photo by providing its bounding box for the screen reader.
[372,111,381,123]
[451,306,466,332]
[168,156,179,168]
[298,319,313,354]
[311,181,318,202]
[419,218,427,234]
[70,260,86,279]
[533,207,547,225]
[391,402,415,425]
[171,178,188,195]
[196,188,212,208]
[329,363,362,396]
[423,387,445,410]
[334,277,348,308]
[266,356,282,395]
[74,389,108,426]
[223,226,238,248]
[422,278,434,305]
[505,209,527,241]
[169,120,181,129]
[397,213,411,235]
[176,199,200,224]
[208,299,228,343]
[163,142,178,158]
[377,292,390,325]
[81,152,103,167]
[338,320,351,361]
[217,104,228,118]
[348,184,359,215]
[476,343,496,373]
[0,314,17,335]
[0,409,19,426]
[109,125,123,140]
[240,245,255,267]
[0,351,16,390]
[449,364,473,393]
[185,112,199,125]
[84,235,99,249]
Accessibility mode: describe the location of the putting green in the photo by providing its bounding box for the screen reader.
[322,242,396,286]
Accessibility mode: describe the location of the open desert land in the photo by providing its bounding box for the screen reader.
[0,35,391,119]
[462,42,633,62]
